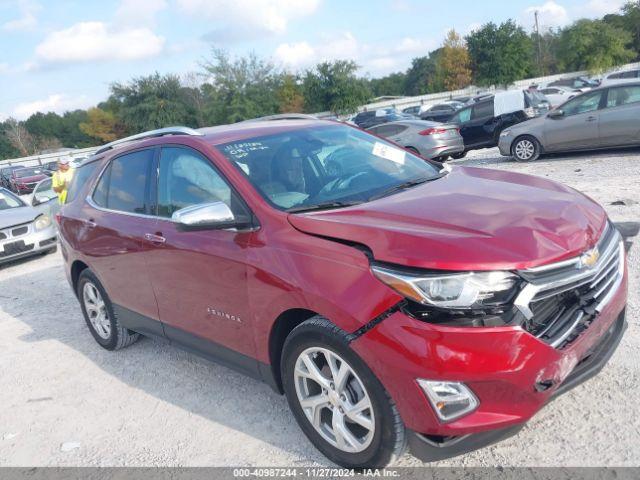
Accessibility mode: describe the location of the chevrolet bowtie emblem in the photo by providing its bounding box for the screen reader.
[580,247,600,269]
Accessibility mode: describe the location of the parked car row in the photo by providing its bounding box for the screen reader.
[0,166,48,195]
[499,82,640,162]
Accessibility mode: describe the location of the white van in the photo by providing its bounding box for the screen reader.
[600,69,640,87]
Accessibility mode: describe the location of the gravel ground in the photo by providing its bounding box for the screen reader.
[0,147,639,467]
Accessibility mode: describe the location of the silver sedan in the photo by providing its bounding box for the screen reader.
[499,83,640,162]
[0,186,58,265]
[367,120,465,161]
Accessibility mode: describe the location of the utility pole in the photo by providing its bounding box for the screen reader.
[534,11,543,76]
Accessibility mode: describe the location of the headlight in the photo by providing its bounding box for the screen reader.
[500,130,512,137]
[371,265,518,309]
[34,215,51,230]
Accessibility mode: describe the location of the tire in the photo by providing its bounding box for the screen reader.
[77,269,139,351]
[512,135,541,162]
[450,151,467,160]
[281,316,406,469]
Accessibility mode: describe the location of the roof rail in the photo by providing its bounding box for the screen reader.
[242,113,319,123]
[94,126,204,155]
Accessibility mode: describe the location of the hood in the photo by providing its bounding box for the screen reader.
[287,166,606,271]
[0,206,37,230]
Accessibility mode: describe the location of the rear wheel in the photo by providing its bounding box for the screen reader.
[77,269,139,350]
[282,316,406,468]
[512,136,541,162]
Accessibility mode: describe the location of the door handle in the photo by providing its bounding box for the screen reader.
[144,233,166,244]
[586,116,597,122]
[83,219,97,228]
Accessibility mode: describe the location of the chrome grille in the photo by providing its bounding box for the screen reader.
[515,223,624,349]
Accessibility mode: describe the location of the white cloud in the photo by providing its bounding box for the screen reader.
[35,21,165,64]
[2,0,40,32]
[275,31,434,76]
[275,42,315,67]
[11,94,95,120]
[524,1,570,29]
[115,0,167,26]
[583,0,625,17]
[177,0,320,38]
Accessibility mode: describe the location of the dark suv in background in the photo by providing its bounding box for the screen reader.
[59,122,627,468]
[449,90,550,157]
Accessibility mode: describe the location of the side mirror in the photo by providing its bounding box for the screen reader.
[548,109,564,119]
[171,201,252,231]
[33,195,49,206]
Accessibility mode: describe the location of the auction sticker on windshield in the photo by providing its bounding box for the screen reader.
[372,142,406,165]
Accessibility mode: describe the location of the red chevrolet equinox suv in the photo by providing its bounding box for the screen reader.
[58,121,628,468]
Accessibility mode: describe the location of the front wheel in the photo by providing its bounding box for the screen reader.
[282,316,406,468]
[450,151,467,160]
[512,136,541,162]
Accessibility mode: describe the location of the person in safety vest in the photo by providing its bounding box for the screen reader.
[51,156,74,204]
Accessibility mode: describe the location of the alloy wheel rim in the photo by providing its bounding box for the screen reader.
[515,140,535,160]
[83,282,111,340]
[294,347,375,453]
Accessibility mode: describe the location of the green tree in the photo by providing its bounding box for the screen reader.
[436,30,472,91]
[277,74,305,113]
[467,20,534,87]
[557,19,635,73]
[200,49,282,124]
[109,73,195,133]
[603,1,640,60]
[302,60,371,115]
[404,51,441,95]
[79,107,126,142]
[0,121,22,160]
[368,72,407,97]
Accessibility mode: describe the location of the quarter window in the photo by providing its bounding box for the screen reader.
[66,161,100,204]
[157,147,235,218]
[92,149,153,214]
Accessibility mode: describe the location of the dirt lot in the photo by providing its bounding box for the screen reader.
[1,147,639,467]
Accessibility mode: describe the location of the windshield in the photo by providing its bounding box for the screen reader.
[219,125,443,211]
[0,190,25,210]
[15,167,43,178]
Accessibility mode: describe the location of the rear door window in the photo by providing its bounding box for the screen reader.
[372,124,400,137]
[606,86,640,108]
[92,149,154,214]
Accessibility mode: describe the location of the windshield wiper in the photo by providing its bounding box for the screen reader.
[368,174,445,202]
[287,200,363,213]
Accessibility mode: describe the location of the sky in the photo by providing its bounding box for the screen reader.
[0,0,628,120]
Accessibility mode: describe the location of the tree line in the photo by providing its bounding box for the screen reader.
[1,1,638,160]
